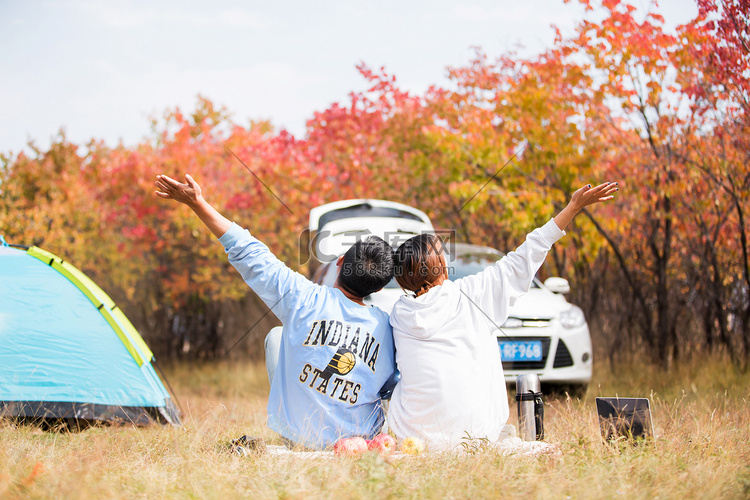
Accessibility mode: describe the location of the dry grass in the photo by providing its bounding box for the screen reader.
[1,357,749,499]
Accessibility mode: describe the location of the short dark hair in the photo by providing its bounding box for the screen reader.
[337,236,394,298]
[394,233,446,295]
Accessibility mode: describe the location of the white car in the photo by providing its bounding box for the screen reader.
[309,200,592,391]
[308,198,434,265]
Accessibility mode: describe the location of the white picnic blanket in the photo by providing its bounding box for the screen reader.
[263,426,559,459]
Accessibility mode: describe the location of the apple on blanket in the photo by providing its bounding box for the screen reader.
[333,436,368,456]
[368,433,396,454]
[333,433,397,456]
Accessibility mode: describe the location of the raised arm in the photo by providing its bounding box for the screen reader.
[457,181,618,326]
[155,174,231,238]
[155,174,317,322]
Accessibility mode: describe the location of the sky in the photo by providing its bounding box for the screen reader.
[0,0,699,156]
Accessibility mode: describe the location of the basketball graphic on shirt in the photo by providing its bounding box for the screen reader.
[327,348,356,375]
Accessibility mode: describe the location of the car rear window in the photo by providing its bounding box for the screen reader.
[318,204,424,230]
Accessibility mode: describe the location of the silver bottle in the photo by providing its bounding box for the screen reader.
[516,374,544,441]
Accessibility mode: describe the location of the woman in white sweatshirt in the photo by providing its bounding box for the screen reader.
[388,182,618,451]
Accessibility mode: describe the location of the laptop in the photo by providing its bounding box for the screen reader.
[595,397,655,441]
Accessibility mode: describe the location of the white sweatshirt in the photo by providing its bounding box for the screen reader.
[388,219,565,451]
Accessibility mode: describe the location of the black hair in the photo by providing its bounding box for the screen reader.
[394,233,446,296]
[337,236,394,298]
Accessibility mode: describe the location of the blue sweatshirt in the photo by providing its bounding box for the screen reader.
[219,223,396,449]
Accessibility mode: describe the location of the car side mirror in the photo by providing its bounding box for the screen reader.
[544,277,570,294]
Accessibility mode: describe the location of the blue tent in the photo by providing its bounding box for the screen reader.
[0,238,180,427]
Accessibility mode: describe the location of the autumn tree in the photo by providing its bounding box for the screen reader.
[678,0,750,364]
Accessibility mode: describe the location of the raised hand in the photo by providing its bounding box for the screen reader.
[154,174,231,238]
[155,174,203,207]
[554,181,619,231]
[569,182,618,210]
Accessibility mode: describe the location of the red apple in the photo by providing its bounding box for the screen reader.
[333,437,369,456]
[367,433,396,454]
[349,436,368,453]
[333,438,354,455]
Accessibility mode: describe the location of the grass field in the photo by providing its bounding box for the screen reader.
[1,357,749,499]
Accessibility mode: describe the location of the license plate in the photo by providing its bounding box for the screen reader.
[499,340,543,361]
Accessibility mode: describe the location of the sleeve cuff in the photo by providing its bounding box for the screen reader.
[544,218,566,242]
[218,222,244,249]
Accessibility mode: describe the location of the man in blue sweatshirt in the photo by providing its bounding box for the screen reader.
[155,174,397,450]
